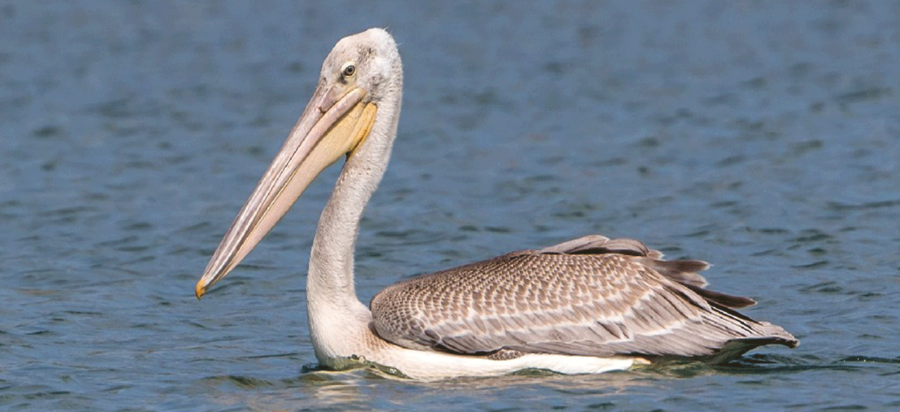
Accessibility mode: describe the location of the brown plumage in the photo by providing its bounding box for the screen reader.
[371,235,798,362]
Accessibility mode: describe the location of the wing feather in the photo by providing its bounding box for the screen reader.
[370,235,798,361]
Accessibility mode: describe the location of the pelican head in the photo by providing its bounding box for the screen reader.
[195,28,403,298]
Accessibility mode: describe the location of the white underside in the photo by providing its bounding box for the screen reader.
[307,302,640,380]
[358,345,639,380]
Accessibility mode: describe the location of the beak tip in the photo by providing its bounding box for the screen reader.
[194,281,206,300]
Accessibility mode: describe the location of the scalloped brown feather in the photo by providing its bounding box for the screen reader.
[370,235,797,362]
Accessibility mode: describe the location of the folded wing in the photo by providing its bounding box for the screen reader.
[370,235,798,361]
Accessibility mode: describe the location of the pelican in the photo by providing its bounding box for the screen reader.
[195,28,798,380]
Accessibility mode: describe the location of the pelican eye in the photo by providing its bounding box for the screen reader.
[341,63,356,78]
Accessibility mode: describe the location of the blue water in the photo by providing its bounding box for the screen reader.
[1,1,898,410]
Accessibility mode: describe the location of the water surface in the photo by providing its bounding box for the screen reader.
[1,1,898,410]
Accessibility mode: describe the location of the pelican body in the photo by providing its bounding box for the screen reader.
[195,28,798,380]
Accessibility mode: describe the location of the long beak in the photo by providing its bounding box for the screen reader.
[195,85,378,299]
